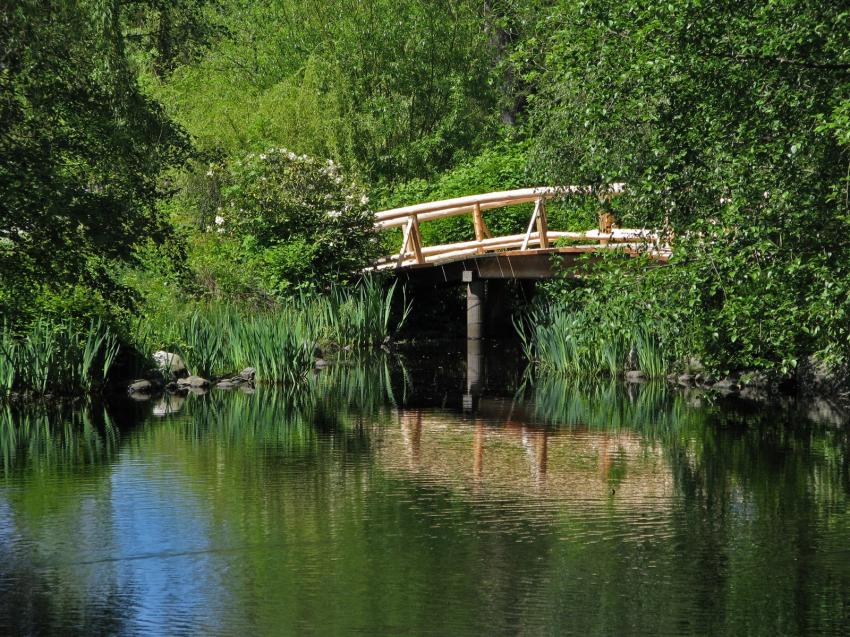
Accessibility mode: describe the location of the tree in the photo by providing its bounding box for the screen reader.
[0,0,191,326]
[523,0,850,373]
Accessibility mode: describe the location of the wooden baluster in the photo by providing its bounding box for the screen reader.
[396,216,415,267]
[520,199,540,251]
[472,202,486,253]
[536,198,549,249]
[409,215,425,264]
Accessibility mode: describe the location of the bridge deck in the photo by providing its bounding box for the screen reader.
[392,246,643,284]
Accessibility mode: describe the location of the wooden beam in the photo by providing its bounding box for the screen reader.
[375,196,540,230]
[396,217,415,268]
[472,202,486,253]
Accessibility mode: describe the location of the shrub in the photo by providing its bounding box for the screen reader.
[204,148,380,297]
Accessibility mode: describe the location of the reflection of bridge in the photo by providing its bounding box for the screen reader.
[378,339,673,504]
[385,406,673,504]
[371,187,670,338]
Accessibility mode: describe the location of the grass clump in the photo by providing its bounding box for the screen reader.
[516,304,676,379]
[132,277,410,383]
[0,320,120,397]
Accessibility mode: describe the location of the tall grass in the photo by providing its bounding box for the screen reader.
[0,320,119,397]
[310,278,411,348]
[516,304,673,378]
[141,277,409,383]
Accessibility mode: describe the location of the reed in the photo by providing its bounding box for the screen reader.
[153,278,408,382]
[0,320,120,397]
[309,277,411,348]
[516,303,671,378]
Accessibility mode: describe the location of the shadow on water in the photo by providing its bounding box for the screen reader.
[0,344,849,635]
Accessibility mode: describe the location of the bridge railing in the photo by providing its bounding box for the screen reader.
[371,185,667,269]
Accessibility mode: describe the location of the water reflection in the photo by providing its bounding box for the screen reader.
[0,352,848,635]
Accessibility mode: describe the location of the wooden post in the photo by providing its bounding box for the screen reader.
[536,198,549,249]
[471,202,492,253]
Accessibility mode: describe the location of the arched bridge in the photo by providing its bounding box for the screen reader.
[372,185,669,283]
[371,186,669,339]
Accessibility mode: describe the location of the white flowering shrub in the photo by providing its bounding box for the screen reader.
[210,149,378,295]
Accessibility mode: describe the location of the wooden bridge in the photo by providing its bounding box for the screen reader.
[372,186,667,280]
[371,186,669,339]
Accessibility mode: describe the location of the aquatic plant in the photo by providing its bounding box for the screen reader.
[225,309,317,384]
[134,278,408,383]
[176,309,226,378]
[516,304,671,378]
[311,277,411,348]
[0,320,119,397]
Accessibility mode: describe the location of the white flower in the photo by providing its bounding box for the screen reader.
[206,170,214,177]
[260,153,267,160]
[360,194,369,205]
[327,210,341,219]
[215,215,225,225]
[287,151,297,160]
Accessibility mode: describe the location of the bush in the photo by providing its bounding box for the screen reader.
[204,148,379,297]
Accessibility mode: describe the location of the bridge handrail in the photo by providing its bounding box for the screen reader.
[370,183,663,270]
[374,184,625,223]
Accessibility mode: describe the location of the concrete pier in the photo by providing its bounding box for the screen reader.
[466,278,485,340]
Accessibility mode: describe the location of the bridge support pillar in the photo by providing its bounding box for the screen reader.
[465,274,485,340]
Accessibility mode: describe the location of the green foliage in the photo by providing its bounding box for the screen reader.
[518,254,693,378]
[148,0,497,180]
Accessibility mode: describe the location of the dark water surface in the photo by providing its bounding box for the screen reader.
[2,342,850,635]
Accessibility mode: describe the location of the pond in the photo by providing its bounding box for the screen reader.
[1,342,849,635]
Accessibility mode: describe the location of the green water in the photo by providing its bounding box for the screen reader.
[1,346,849,635]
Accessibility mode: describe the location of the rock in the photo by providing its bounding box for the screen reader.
[667,373,678,383]
[165,381,179,392]
[177,375,210,388]
[312,344,324,358]
[128,379,153,394]
[152,351,186,375]
[152,395,185,417]
[740,386,769,402]
[625,370,647,382]
[129,391,151,402]
[187,386,208,396]
[314,358,330,369]
[686,357,704,373]
[713,377,740,391]
[239,367,256,382]
[677,373,696,386]
[239,384,256,394]
[215,380,239,390]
